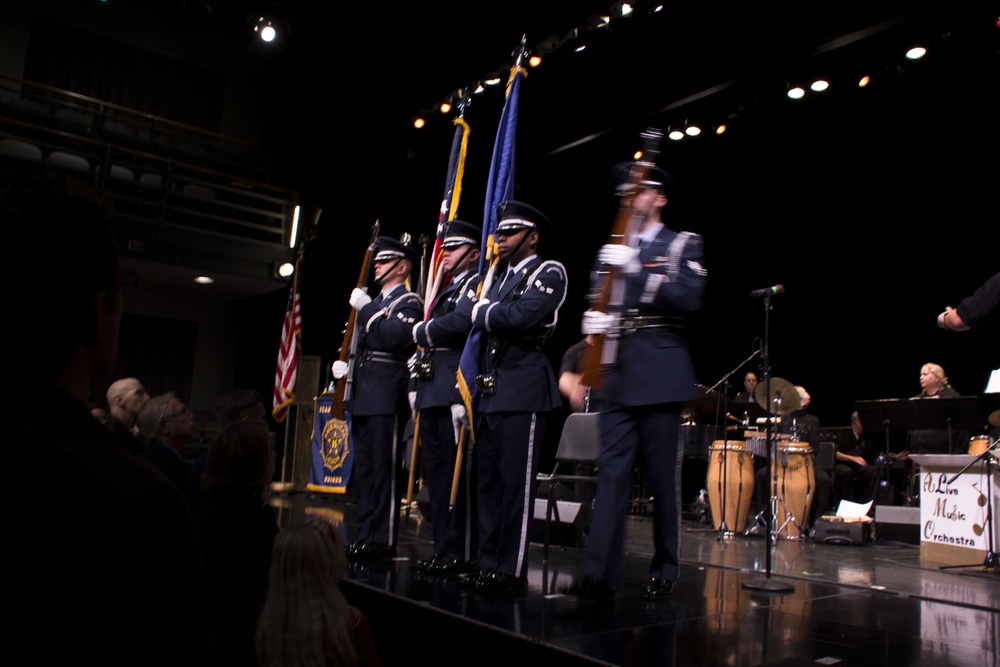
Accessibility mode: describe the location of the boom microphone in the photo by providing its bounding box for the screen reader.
[749,284,785,298]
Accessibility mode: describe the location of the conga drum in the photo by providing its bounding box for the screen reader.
[968,435,991,456]
[770,442,815,539]
[706,440,754,532]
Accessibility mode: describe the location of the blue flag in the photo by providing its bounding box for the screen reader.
[456,62,525,440]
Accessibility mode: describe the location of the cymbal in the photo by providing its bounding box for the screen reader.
[990,410,1000,428]
[754,377,800,415]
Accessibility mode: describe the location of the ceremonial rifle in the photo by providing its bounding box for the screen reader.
[330,220,380,421]
[579,128,662,390]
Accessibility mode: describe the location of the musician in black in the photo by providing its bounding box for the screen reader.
[410,220,481,576]
[573,163,706,606]
[333,236,422,562]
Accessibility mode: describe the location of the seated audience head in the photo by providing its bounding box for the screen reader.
[1,169,120,396]
[256,519,356,667]
[202,419,275,492]
[138,392,195,449]
[795,386,811,411]
[214,388,266,426]
[106,377,148,426]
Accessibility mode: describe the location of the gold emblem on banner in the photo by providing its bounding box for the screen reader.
[322,417,350,470]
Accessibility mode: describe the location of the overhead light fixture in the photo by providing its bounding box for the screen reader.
[787,86,806,100]
[254,17,276,42]
[529,55,542,67]
[905,46,927,60]
[194,276,215,285]
[685,125,701,137]
[668,129,684,141]
[858,75,871,87]
[413,117,425,129]
[810,80,829,92]
[289,205,300,249]
[275,262,295,279]
[439,102,451,114]
[715,124,727,135]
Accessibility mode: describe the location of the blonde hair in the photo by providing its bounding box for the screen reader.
[921,363,951,390]
[255,521,356,667]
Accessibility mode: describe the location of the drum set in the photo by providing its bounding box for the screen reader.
[703,377,815,540]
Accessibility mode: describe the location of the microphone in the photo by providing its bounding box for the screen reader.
[749,284,785,298]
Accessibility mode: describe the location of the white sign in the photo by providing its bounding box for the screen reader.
[919,466,998,552]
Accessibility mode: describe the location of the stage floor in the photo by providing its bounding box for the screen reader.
[270,492,1000,667]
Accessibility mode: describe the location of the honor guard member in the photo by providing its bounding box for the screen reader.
[574,163,707,606]
[333,235,423,561]
[410,220,482,576]
[460,201,567,593]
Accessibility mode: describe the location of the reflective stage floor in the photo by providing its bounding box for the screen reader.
[270,492,1000,667]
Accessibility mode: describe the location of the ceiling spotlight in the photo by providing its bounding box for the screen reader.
[439,102,451,114]
[685,125,701,137]
[715,124,727,135]
[255,18,276,42]
[906,46,927,60]
[484,76,501,86]
[810,80,829,92]
[529,55,542,67]
[574,44,587,53]
[413,117,425,129]
[787,86,806,100]
[276,262,295,278]
[194,276,215,285]
[668,129,685,141]
[858,75,871,87]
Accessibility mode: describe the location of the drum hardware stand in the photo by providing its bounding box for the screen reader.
[742,287,795,594]
[939,438,999,573]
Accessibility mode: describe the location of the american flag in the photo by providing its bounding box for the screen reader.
[424,116,471,318]
[272,260,302,423]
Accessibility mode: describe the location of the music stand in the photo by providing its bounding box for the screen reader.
[909,398,984,454]
[855,400,894,453]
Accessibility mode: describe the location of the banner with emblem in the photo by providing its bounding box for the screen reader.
[306,391,353,494]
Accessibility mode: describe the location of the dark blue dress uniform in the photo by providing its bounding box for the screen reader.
[411,221,481,571]
[582,199,707,597]
[467,202,567,587]
[348,245,423,555]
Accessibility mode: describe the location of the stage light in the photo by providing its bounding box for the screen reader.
[413,117,425,129]
[906,46,927,60]
[276,262,294,278]
[810,79,829,92]
[715,124,727,135]
[254,17,276,42]
[668,129,684,140]
[484,75,501,86]
[787,86,806,100]
[439,102,451,114]
[194,275,214,285]
[858,75,871,87]
[685,125,701,137]
[289,205,300,249]
[529,55,542,67]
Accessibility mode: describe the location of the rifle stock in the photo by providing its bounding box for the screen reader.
[330,221,380,420]
[579,129,662,390]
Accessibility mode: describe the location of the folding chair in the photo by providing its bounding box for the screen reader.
[536,411,602,560]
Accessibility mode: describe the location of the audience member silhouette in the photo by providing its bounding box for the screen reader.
[4,168,217,664]
[256,520,383,667]
[105,376,148,453]
[197,418,280,667]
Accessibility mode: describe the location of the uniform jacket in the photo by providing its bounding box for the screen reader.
[412,270,478,409]
[349,285,422,416]
[595,225,706,407]
[473,256,567,413]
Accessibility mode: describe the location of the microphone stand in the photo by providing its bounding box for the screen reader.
[742,291,794,594]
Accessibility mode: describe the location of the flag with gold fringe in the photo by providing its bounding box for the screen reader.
[456,52,526,440]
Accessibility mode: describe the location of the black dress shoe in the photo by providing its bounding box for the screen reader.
[459,567,492,588]
[643,577,677,601]
[413,553,444,573]
[568,577,616,608]
[432,557,477,576]
[472,570,525,593]
[363,542,396,561]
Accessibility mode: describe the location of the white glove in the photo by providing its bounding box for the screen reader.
[332,360,349,380]
[349,287,372,311]
[412,321,422,342]
[407,353,418,373]
[408,391,417,412]
[598,243,641,274]
[581,310,615,335]
[450,404,469,443]
[471,297,490,323]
